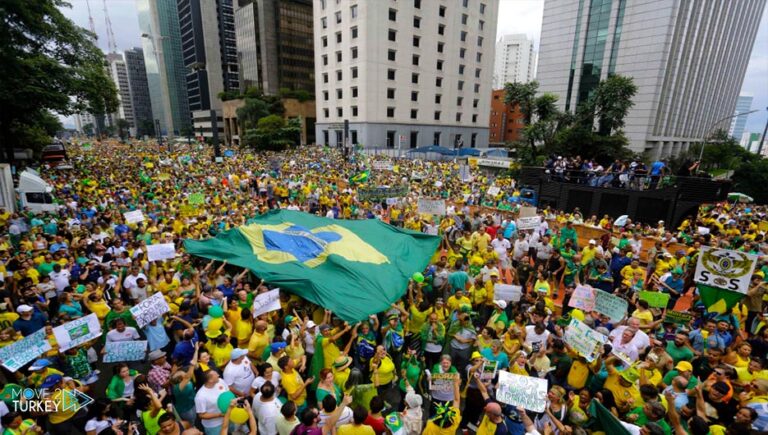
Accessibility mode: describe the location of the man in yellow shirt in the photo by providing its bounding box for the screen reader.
[604,363,643,413]
[447,290,471,313]
[247,320,270,361]
[278,355,312,409]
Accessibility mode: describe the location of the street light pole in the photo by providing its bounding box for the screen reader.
[698,109,762,161]
[757,106,768,156]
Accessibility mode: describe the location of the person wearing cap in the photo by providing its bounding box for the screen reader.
[12,304,46,337]
[315,320,352,371]
[222,348,256,398]
[147,349,172,394]
[266,341,288,371]
[43,373,88,434]
[206,323,234,368]
[27,358,64,388]
[604,360,642,414]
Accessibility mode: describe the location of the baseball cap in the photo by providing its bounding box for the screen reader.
[306,321,317,329]
[230,348,248,360]
[270,342,287,353]
[16,304,33,313]
[589,239,596,245]
[319,324,331,332]
[675,361,693,372]
[29,359,51,371]
[285,315,296,324]
[41,374,63,389]
[494,300,507,309]
[490,271,500,278]
[471,351,483,360]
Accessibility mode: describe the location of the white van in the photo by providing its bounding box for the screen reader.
[18,169,59,213]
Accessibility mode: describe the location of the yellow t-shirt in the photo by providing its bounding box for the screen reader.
[372,356,396,385]
[631,309,654,326]
[338,424,375,435]
[208,343,234,368]
[48,388,77,424]
[604,372,642,410]
[567,359,591,390]
[235,318,253,343]
[321,336,341,370]
[155,279,180,295]
[281,369,307,406]
[248,331,269,359]
[447,295,471,313]
[736,367,768,383]
[423,408,461,435]
[0,312,19,330]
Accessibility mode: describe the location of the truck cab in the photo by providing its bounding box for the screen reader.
[18,169,58,213]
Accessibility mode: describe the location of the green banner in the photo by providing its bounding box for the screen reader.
[664,311,693,325]
[638,291,670,308]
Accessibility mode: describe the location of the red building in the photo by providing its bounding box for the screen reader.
[488,89,525,146]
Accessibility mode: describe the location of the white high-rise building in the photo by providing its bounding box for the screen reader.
[74,113,96,134]
[537,0,766,157]
[729,95,753,140]
[493,34,536,88]
[107,53,136,134]
[313,0,499,149]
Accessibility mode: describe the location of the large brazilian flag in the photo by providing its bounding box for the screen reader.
[184,210,440,321]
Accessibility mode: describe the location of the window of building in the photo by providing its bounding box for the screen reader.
[322,36,328,47]
[413,16,421,28]
[335,11,341,23]
[463,0,468,7]
[388,29,396,41]
[323,108,329,117]
[479,20,485,30]
[322,55,328,65]
[323,73,328,83]
[336,89,342,99]
[351,46,358,59]
[457,97,463,106]
[436,59,443,70]
[413,36,420,47]
[410,131,418,148]
[321,17,327,29]
[480,3,486,14]
[434,111,441,120]
[387,69,396,80]
[439,5,446,17]
[336,70,342,80]
[323,91,329,101]
[477,36,484,47]
[351,26,358,39]
[458,80,464,90]
[411,91,418,101]
[437,42,444,53]
[438,24,445,35]
[412,54,419,66]
[388,49,396,61]
[460,48,466,58]
[473,83,480,93]
[387,107,395,118]
[456,112,462,122]
[459,64,465,74]
[460,31,467,42]
[386,131,395,148]
[352,106,358,117]
[411,72,419,84]
[350,4,358,18]
[337,107,343,117]
[336,32,342,43]
[476,52,482,62]
[435,94,442,104]
[321,0,326,9]
[414,0,421,9]
[388,8,397,21]
[410,109,418,119]
[387,88,395,99]
[473,98,479,108]
[351,130,358,144]
[461,14,468,24]
[352,86,358,98]
[475,68,481,78]
[472,114,478,123]
[436,77,442,87]
[351,66,358,78]
[335,51,342,62]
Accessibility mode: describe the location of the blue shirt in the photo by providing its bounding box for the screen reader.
[13,312,47,336]
[216,284,235,300]
[663,276,684,295]
[144,322,171,351]
[481,348,510,370]
[172,334,199,366]
[650,161,665,176]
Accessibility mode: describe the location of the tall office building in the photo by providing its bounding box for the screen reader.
[729,95,753,140]
[106,53,136,134]
[177,0,239,113]
[74,113,97,134]
[314,0,498,149]
[124,48,155,137]
[235,0,315,95]
[493,34,536,88]
[136,0,191,137]
[537,0,766,157]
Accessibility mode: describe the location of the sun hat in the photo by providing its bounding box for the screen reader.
[494,300,507,309]
[148,350,166,361]
[333,355,352,370]
[471,351,483,360]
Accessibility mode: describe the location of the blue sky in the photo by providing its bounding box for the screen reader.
[60,0,767,135]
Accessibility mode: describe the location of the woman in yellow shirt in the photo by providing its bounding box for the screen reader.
[370,345,396,387]
[83,288,111,320]
[234,309,253,348]
[724,342,752,368]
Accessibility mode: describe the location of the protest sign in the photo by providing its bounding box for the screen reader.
[124,210,145,224]
[358,186,409,201]
[459,165,471,182]
[252,289,281,317]
[385,198,398,206]
[611,348,634,367]
[494,284,522,302]
[487,186,501,197]
[372,161,394,171]
[147,243,176,262]
[563,318,607,362]
[568,285,596,311]
[496,371,548,412]
[189,193,205,205]
[664,311,693,325]
[53,314,102,351]
[130,292,170,328]
[694,247,757,294]
[104,340,147,363]
[429,372,459,393]
[638,291,670,308]
[519,206,538,218]
[480,360,498,382]
[594,291,628,322]
[180,205,200,217]
[417,198,446,216]
[0,329,52,372]
[516,216,540,230]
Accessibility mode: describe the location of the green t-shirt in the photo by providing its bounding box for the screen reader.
[662,370,699,390]
[665,341,694,364]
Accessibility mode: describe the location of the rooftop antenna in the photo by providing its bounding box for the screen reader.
[85,0,98,43]
[102,0,118,53]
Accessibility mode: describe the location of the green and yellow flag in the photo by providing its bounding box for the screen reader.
[184,210,440,321]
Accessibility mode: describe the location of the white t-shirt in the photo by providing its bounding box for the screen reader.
[319,406,353,428]
[524,326,550,353]
[609,326,650,352]
[252,394,283,435]
[251,372,282,395]
[491,238,511,260]
[49,269,71,292]
[513,240,529,260]
[195,380,230,428]
[106,327,141,342]
[123,273,147,290]
[85,417,116,434]
[222,358,256,395]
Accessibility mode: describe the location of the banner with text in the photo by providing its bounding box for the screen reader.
[563,318,607,362]
[130,292,170,328]
[417,198,447,216]
[0,329,52,372]
[568,285,596,312]
[147,243,176,262]
[252,288,281,318]
[594,291,628,322]
[104,340,147,363]
[494,284,523,302]
[124,210,145,224]
[694,247,758,294]
[430,372,459,393]
[516,216,540,230]
[496,371,547,412]
[638,291,670,308]
[53,314,102,351]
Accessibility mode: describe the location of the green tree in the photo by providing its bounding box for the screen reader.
[115,118,130,140]
[217,90,240,101]
[588,74,638,135]
[732,158,768,204]
[243,115,301,151]
[137,119,155,137]
[82,123,94,137]
[0,0,118,162]
[504,81,539,125]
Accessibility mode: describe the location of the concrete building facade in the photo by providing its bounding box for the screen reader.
[235,0,315,95]
[488,89,524,145]
[537,0,766,157]
[136,0,191,137]
[493,34,536,88]
[729,95,753,141]
[124,48,155,137]
[313,0,499,149]
[107,53,136,135]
